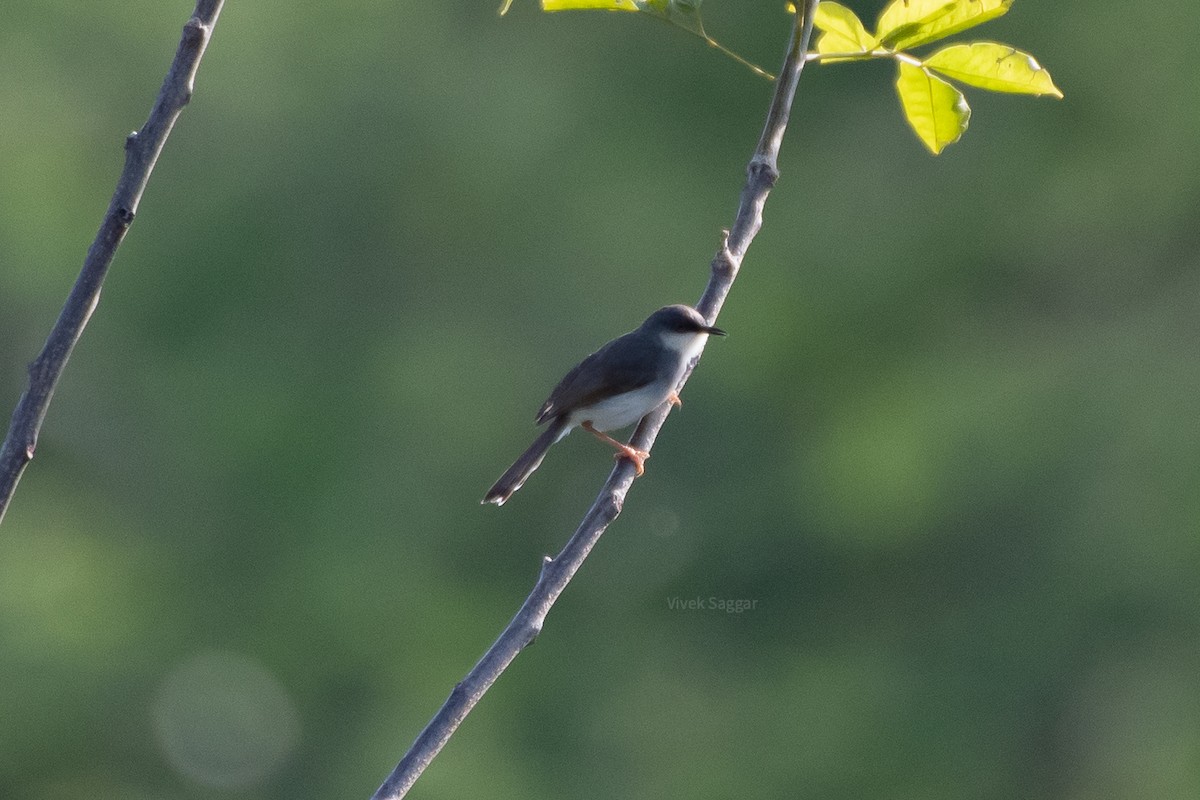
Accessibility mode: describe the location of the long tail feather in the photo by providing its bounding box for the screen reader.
[482,419,568,506]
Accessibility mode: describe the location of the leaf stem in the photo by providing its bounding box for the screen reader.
[805,48,923,67]
[702,34,776,81]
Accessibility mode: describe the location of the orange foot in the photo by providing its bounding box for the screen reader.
[613,444,650,476]
[582,421,651,476]
[667,392,683,409]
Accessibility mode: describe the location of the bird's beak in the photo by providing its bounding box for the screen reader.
[703,324,726,336]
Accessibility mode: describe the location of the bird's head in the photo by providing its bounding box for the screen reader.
[642,304,726,351]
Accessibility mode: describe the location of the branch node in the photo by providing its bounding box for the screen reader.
[599,493,623,520]
[125,131,139,151]
[748,155,780,188]
[115,206,136,226]
[182,16,208,46]
[711,230,737,279]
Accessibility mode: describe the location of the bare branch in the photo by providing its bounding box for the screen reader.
[0,0,225,525]
[369,2,820,798]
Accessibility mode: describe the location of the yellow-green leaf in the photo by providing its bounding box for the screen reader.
[814,1,878,56]
[924,42,1063,97]
[895,61,970,154]
[877,0,1011,51]
[542,0,638,10]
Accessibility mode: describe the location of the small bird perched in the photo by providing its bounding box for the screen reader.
[483,304,725,506]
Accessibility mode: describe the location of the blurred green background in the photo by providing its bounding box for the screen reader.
[2,1,1199,798]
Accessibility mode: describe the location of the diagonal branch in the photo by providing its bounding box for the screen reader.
[369,2,819,798]
[0,0,225,526]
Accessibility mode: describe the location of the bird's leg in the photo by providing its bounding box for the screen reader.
[581,421,650,476]
[667,392,683,408]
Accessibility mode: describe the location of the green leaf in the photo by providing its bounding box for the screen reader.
[895,61,970,154]
[876,0,1012,51]
[924,42,1063,97]
[542,0,638,10]
[814,1,878,56]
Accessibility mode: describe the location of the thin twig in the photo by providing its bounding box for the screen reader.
[0,0,225,525]
[369,2,819,798]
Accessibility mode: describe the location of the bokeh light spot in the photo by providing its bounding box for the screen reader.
[152,650,300,790]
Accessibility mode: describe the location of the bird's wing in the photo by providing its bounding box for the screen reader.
[536,332,657,424]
